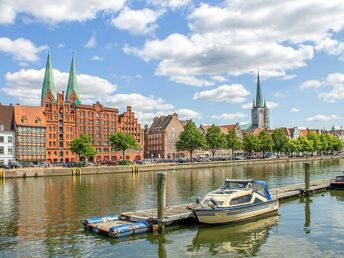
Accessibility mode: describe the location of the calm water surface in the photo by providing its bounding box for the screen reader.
[0,159,344,257]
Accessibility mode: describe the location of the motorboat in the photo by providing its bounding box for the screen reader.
[192,179,279,225]
[330,175,344,189]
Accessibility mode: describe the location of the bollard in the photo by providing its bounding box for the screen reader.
[157,172,167,232]
[304,162,310,195]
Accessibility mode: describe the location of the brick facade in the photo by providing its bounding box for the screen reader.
[144,113,185,159]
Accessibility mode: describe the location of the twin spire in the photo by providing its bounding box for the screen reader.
[41,52,81,105]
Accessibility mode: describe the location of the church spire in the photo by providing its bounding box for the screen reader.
[255,72,264,107]
[41,52,57,105]
[65,56,81,105]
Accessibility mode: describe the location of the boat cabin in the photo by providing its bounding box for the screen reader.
[201,179,272,208]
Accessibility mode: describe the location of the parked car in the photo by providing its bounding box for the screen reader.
[52,161,64,167]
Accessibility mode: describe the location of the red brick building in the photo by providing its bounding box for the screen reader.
[144,113,185,159]
[40,53,144,163]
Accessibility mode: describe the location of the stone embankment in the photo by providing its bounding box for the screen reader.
[1,155,342,179]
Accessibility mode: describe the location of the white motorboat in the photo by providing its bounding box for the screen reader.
[192,179,278,225]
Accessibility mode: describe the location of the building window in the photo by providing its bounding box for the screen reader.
[0,124,4,131]
[8,147,12,155]
[0,146,4,154]
[0,136,3,143]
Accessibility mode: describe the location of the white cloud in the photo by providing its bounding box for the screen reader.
[105,93,173,111]
[273,91,288,98]
[210,75,226,82]
[57,43,65,48]
[290,108,300,112]
[91,55,103,61]
[0,37,47,62]
[85,34,96,48]
[126,1,344,86]
[112,7,162,35]
[176,108,202,120]
[1,68,117,104]
[148,0,191,9]
[135,107,201,125]
[282,74,296,80]
[266,101,279,109]
[211,112,246,120]
[306,114,341,122]
[0,0,126,24]
[299,80,322,90]
[193,84,250,103]
[241,102,253,110]
[302,73,344,102]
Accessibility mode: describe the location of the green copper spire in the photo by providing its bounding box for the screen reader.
[65,56,81,105]
[41,52,57,104]
[255,72,264,107]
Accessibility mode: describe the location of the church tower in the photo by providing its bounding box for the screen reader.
[65,56,81,105]
[41,52,57,106]
[251,73,269,129]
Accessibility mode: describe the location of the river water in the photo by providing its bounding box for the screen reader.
[0,159,344,257]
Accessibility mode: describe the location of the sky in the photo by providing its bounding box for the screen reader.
[1,0,344,129]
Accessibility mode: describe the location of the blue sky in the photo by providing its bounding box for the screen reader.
[1,0,344,129]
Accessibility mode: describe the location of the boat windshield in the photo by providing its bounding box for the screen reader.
[336,176,344,182]
[222,181,248,189]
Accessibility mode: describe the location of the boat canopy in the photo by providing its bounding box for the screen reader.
[222,179,272,200]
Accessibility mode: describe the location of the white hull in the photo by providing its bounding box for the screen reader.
[193,200,279,225]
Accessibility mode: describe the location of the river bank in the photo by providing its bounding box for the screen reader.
[1,155,342,179]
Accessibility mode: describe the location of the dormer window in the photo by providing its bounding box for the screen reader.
[21,116,27,124]
[35,117,41,125]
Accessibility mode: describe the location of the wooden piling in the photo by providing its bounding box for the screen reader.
[304,162,310,195]
[157,172,167,231]
[0,169,4,180]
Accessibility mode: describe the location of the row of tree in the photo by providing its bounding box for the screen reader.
[69,132,140,162]
[176,121,344,158]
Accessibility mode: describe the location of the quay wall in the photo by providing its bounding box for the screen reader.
[1,155,342,179]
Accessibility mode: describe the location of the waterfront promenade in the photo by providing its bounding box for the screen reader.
[1,155,342,178]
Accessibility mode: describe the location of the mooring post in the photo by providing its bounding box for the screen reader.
[304,162,310,195]
[157,172,167,232]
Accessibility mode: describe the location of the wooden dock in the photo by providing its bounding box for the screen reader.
[120,179,330,226]
[84,167,332,237]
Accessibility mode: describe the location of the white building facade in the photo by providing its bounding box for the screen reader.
[0,130,15,165]
[0,104,16,166]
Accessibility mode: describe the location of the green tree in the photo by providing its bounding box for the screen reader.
[299,136,313,156]
[205,124,226,157]
[271,128,289,156]
[307,132,322,155]
[176,120,207,159]
[285,139,301,157]
[70,134,96,163]
[320,134,330,155]
[109,132,140,160]
[332,136,343,154]
[258,130,274,158]
[243,133,260,158]
[226,129,243,159]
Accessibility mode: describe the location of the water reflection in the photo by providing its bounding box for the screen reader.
[300,196,312,234]
[0,159,343,257]
[330,189,344,201]
[190,216,279,256]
